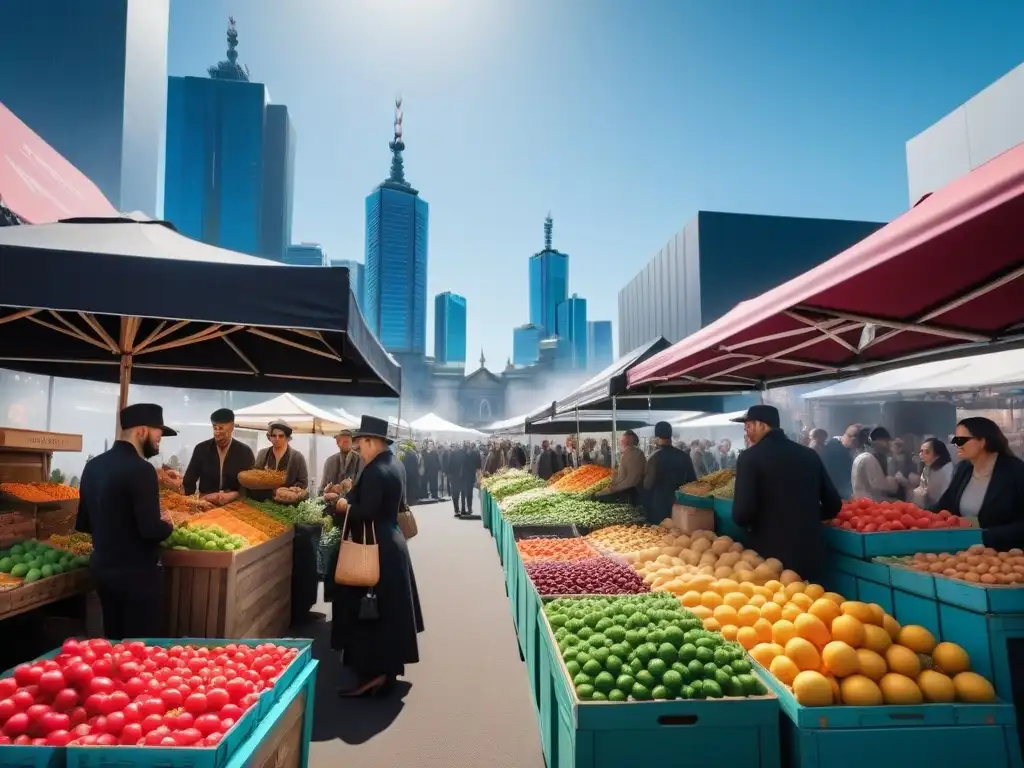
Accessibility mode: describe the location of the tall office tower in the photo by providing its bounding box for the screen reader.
[164,19,296,258]
[330,259,366,311]
[528,213,569,337]
[434,291,467,366]
[587,320,614,370]
[284,243,326,266]
[0,0,170,215]
[512,323,542,367]
[364,98,429,354]
[556,294,587,370]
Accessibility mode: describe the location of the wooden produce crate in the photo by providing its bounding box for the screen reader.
[243,663,315,768]
[0,567,91,621]
[0,511,36,548]
[162,528,295,639]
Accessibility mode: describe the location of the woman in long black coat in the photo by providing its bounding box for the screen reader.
[329,417,424,697]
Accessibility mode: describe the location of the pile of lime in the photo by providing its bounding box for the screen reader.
[545,593,768,701]
[162,525,248,552]
[0,540,89,583]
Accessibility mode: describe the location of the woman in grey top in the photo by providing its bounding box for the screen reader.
[910,437,953,509]
[933,417,1024,551]
[250,420,310,502]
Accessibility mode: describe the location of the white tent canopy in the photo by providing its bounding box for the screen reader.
[233,393,359,434]
[409,412,485,437]
[802,348,1024,402]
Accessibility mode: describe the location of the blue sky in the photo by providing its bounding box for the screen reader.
[169,0,1024,369]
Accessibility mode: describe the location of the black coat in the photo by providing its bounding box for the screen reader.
[458,447,482,486]
[821,438,854,499]
[422,449,441,474]
[933,453,1024,551]
[644,445,697,523]
[732,430,842,582]
[329,451,424,675]
[182,438,255,495]
[76,441,173,570]
[537,449,561,480]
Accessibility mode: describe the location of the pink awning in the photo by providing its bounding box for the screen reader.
[628,140,1024,392]
[0,102,118,224]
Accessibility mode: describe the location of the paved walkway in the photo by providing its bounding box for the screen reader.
[293,499,544,768]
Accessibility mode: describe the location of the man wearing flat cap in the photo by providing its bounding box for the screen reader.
[182,408,256,506]
[730,405,842,582]
[75,403,177,638]
[319,429,363,497]
[643,421,697,523]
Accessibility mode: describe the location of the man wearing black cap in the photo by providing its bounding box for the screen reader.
[75,403,177,638]
[643,421,697,523]
[182,408,256,506]
[730,404,842,583]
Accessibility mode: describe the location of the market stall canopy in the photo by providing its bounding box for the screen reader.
[232,393,359,434]
[549,337,736,416]
[0,215,401,398]
[524,410,657,436]
[409,412,485,437]
[672,410,750,428]
[628,141,1024,393]
[0,102,118,224]
[483,403,554,436]
[802,347,1024,401]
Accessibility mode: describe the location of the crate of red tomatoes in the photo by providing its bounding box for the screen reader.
[824,498,982,559]
[0,636,313,768]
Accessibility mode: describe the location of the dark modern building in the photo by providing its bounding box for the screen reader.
[512,323,542,367]
[528,214,569,338]
[906,61,1024,205]
[0,0,169,215]
[433,291,467,366]
[617,211,885,352]
[284,243,326,266]
[587,320,614,371]
[164,20,295,259]
[364,99,429,355]
[555,294,587,371]
[330,259,365,311]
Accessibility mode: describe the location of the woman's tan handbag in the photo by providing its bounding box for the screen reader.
[398,502,418,539]
[334,515,379,588]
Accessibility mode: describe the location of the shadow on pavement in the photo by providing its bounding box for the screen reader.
[292,610,411,745]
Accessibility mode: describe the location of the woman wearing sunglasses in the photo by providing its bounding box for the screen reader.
[933,417,1024,551]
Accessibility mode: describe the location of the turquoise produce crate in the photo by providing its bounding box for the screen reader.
[675,491,713,510]
[891,588,942,638]
[538,613,780,768]
[937,604,1024,702]
[822,526,982,558]
[522,579,544,717]
[935,577,1024,615]
[828,553,892,612]
[883,561,937,598]
[820,569,858,602]
[711,497,751,545]
[67,658,319,768]
[482,489,493,531]
[752,659,1022,768]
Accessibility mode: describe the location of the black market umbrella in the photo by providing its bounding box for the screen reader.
[0,215,401,403]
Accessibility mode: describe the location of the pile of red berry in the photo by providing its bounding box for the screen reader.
[0,638,299,747]
[829,498,972,533]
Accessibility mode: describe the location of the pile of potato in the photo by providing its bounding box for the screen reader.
[584,522,679,555]
[904,544,1024,585]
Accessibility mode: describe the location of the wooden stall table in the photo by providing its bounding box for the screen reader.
[0,427,92,622]
[161,527,294,639]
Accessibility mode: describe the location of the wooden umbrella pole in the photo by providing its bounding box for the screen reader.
[114,316,140,438]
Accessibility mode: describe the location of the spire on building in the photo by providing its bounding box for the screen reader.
[544,211,553,251]
[386,96,411,187]
[479,348,486,369]
[208,17,251,81]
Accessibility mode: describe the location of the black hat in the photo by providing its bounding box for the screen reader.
[120,403,177,437]
[730,404,780,430]
[353,415,393,445]
[267,420,293,438]
[210,408,234,424]
[654,421,673,440]
[869,426,892,442]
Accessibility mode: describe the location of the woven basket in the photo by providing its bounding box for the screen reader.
[238,469,287,491]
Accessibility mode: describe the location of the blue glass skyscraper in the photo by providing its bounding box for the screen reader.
[587,320,614,370]
[330,259,365,312]
[512,324,542,367]
[528,214,569,337]
[0,0,169,215]
[364,99,429,355]
[556,294,587,370]
[164,20,295,259]
[434,292,467,366]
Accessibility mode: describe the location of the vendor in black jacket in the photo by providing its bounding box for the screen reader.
[933,417,1024,551]
[182,408,256,506]
[75,403,175,639]
[731,405,842,583]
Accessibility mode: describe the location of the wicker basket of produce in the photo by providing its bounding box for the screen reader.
[237,469,287,491]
